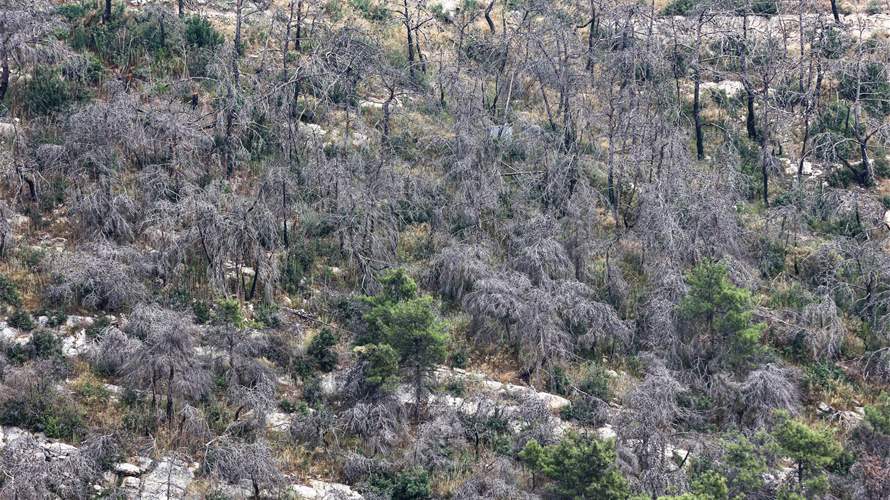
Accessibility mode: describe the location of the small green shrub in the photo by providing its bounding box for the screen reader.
[215,299,245,327]
[8,309,34,331]
[85,315,112,339]
[27,329,63,359]
[864,393,890,435]
[21,68,74,116]
[661,0,698,15]
[391,467,431,500]
[519,432,629,499]
[193,300,211,324]
[308,328,338,372]
[185,16,223,48]
[0,275,21,307]
[350,0,389,21]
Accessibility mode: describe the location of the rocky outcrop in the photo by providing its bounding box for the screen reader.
[432,366,571,412]
[138,457,196,499]
[288,479,364,499]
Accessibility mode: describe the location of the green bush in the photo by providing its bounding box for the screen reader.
[350,0,389,21]
[391,467,431,500]
[185,16,223,48]
[680,261,764,370]
[661,0,697,15]
[0,275,21,307]
[0,379,85,441]
[193,300,211,324]
[520,432,628,499]
[864,393,890,435]
[27,329,63,359]
[21,68,73,116]
[772,412,841,497]
[307,328,338,372]
[8,309,34,331]
[355,343,399,391]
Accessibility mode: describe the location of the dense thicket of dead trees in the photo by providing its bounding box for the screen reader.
[0,0,889,498]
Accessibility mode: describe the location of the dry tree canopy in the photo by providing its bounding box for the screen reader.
[0,0,889,498]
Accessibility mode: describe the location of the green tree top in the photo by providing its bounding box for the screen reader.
[772,411,841,495]
[680,260,764,369]
[520,432,629,499]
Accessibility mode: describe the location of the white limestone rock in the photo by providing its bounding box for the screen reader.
[140,457,194,499]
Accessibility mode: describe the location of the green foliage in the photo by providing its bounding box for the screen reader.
[661,0,698,15]
[8,309,34,331]
[690,470,728,500]
[193,300,211,324]
[839,62,890,116]
[864,392,890,435]
[215,299,245,328]
[85,315,112,339]
[356,343,400,390]
[27,329,63,359]
[520,432,629,499]
[391,467,431,500]
[185,16,223,48]
[307,328,339,372]
[358,269,448,396]
[0,275,21,307]
[772,412,840,496]
[719,433,770,496]
[680,261,763,369]
[350,0,389,21]
[280,242,315,294]
[379,296,448,369]
[21,68,74,116]
[0,382,85,441]
[253,303,281,328]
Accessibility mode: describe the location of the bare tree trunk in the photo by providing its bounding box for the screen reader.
[166,366,175,422]
[484,0,496,33]
[234,0,244,56]
[295,0,303,51]
[693,77,704,160]
[0,45,9,103]
[830,0,840,23]
[224,0,244,178]
[585,1,596,71]
[693,14,705,160]
[283,0,294,69]
[403,0,416,80]
[383,88,395,141]
[178,0,184,18]
[741,16,757,141]
[103,0,112,23]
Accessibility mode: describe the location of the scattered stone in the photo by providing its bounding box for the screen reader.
[42,441,79,460]
[596,424,617,441]
[288,480,364,499]
[817,401,832,414]
[884,210,890,231]
[838,410,864,430]
[701,80,745,98]
[488,125,513,142]
[298,122,327,140]
[64,315,95,330]
[266,411,292,431]
[62,330,90,357]
[140,457,194,499]
[115,462,142,476]
[120,476,141,496]
[0,122,17,142]
[319,372,338,396]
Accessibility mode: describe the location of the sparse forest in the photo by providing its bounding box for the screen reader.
[1,0,890,498]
